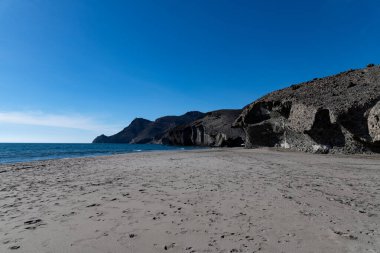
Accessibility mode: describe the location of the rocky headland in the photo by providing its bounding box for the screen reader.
[94,65,380,154]
[93,111,205,144]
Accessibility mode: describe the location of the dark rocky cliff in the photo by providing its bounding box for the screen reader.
[234,65,380,154]
[93,118,152,143]
[162,110,245,147]
[93,111,205,144]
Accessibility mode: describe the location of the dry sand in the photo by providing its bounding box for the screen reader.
[0,148,379,253]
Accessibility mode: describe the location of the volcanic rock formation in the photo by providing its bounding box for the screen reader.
[162,110,245,147]
[233,65,380,154]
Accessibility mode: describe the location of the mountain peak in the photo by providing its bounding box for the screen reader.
[93,111,205,144]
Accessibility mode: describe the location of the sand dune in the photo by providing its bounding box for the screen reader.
[0,148,379,253]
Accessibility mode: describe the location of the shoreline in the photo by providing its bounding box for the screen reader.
[1,148,379,252]
[0,143,207,166]
[1,146,380,167]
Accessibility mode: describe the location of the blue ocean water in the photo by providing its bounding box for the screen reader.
[0,143,198,164]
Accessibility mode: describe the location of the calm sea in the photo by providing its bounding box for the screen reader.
[0,143,198,164]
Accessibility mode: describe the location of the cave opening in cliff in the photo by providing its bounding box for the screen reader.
[306,109,345,147]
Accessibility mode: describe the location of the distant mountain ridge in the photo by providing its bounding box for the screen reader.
[93,111,206,144]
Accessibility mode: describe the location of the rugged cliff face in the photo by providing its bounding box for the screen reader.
[234,65,380,154]
[93,111,205,144]
[136,111,206,144]
[162,110,245,147]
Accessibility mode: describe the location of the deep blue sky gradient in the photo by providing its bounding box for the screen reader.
[0,0,379,142]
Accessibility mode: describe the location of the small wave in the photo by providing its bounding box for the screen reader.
[134,149,142,152]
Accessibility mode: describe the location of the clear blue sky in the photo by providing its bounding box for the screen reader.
[0,0,379,142]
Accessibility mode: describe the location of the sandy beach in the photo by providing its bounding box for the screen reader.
[0,148,379,253]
